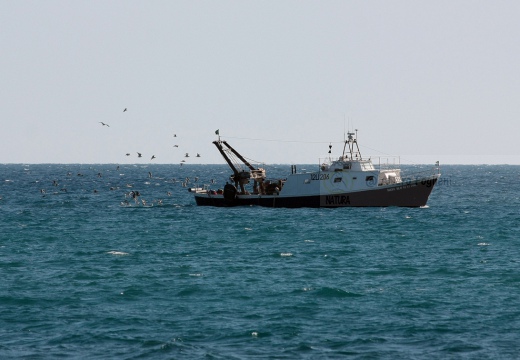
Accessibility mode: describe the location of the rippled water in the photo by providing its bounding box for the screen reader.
[1,164,520,358]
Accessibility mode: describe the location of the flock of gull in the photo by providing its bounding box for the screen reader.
[98,108,201,164]
[35,164,217,207]
[32,108,212,206]
[0,109,215,207]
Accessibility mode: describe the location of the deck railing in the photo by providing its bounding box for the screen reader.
[400,166,441,183]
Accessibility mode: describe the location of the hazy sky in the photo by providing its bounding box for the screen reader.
[2,1,519,165]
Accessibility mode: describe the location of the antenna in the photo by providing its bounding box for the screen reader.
[343,115,346,143]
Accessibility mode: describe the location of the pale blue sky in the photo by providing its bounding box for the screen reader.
[1,1,519,165]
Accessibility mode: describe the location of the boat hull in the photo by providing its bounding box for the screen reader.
[194,175,439,208]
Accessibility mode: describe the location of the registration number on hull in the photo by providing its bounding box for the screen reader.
[311,173,330,181]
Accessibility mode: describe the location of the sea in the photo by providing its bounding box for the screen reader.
[1,163,519,359]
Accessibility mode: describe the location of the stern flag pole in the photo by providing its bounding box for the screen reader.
[215,129,220,141]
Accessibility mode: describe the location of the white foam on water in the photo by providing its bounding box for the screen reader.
[107,251,129,256]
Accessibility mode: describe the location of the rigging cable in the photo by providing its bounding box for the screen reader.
[220,136,424,165]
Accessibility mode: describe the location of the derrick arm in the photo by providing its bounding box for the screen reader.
[213,140,264,195]
[222,141,256,171]
[213,141,240,178]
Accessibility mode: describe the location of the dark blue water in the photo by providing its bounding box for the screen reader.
[1,164,520,359]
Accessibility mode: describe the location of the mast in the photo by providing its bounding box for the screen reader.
[341,130,362,161]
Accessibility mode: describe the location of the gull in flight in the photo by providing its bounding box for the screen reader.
[137,152,142,158]
[99,122,110,127]
[151,155,156,160]
[123,108,127,112]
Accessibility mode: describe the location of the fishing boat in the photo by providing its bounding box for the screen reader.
[190,131,440,207]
